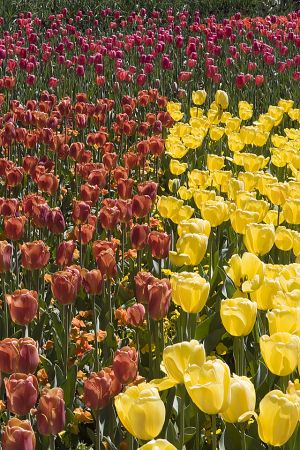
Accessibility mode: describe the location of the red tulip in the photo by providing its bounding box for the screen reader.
[6,290,38,326]
[112,346,138,384]
[37,387,65,436]
[84,368,121,410]
[5,373,38,416]
[2,418,36,450]
[20,241,50,270]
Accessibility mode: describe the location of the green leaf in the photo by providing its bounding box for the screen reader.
[31,313,46,341]
[184,426,196,444]
[62,364,77,409]
[54,364,65,386]
[195,314,215,340]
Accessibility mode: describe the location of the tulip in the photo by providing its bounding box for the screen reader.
[282,199,300,224]
[51,267,81,305]
[4,216,26,241]
[220,298,257,336]
[130,224,150,250]
[267,306,300,336]
[260,332,300,376]
[115,383,165,440]
[81,269,103,295]
[220,375,256,423]
[257,390,298,446]
[37,387,65,435]
[112,346,138,384]
[207,154,225,171]
[84,368,121,410]
[6,290,38,326]
[134,272,155,303]
[99,206,120,230]
[96,249,117,279]
[170,272,209,313]
[148,231,171,259]
[0,241,12,272]
[177,218,211,238]
[157,196,183,219]
[275,226,294,251]
[148,278,172,320]
[5,373,38,415]
[20,241,50,270]
[230,210,259,235]
[0,338,39,374]
[243,223,275,256]
[2,418,36,450]
[72,200,90,225]
[132,194,153,218]
[215,90,229,109]
[250,278,281,310]
[56,241,76,267]
[126,303,145,327]
[192,90,207,106]
[225,253,264,293]
[200,200,230,227]
[138,439,176,450]
[47,208,65,234]
[170,233,208,266]
[184,359,231,414]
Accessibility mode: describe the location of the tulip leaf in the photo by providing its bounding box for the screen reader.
[55,363,65,386]
[184,426,196,443]
[195,313,215,340]
[166,421,179,447]
[62,364,77,409]
[32,312,46,341]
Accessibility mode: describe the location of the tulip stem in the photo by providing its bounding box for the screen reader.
[92,295,99,373]
[233,336,245,376]
[63,304,70,378]
[211,414,217,450]
[1,274,8,338]
[95,409,102,450]
[49,435,55,450]
[146,309,153,378]
[179,386,186,450]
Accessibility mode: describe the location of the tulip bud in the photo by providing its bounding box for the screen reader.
[184,359,231,414]
[170,272,209,313]
[220,375,256,423]
[215,90,229,109]
[0,240,12,272]
[257,390,298,446]
[5,373,38,415]
[6,290,38,326]
[134,271,155,303]
[37,387,65,436]
[115,383,165,440]
[113,346,138,385]
[2,418,36,450]
[84,368,121,410]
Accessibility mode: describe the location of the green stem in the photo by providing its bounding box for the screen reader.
[2,274,8,338]
[92,295,99,373]
[154,320,160,377]
[95,409,101,450]
[211,414,217,450]
[49,435,55,450]
[234,336,245,376]
[179,386,186,450]
[63,304,70,378]
[241,426,246,450]
[146,309,153,378]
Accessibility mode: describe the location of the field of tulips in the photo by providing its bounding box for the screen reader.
[0,3,299,450]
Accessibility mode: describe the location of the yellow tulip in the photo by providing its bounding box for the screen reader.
[162,340,206,384]
[178,186,194,200]
[240,126,256,145]
[243,223,275,256]
[193,189,216,208]
[169,111,184,122]
[207,154,225,171]
[184,359,231,414]
[225,252,264,293]
[220,298,257,336]
[265,182,288,205]
[250,278,282,310]
[238,101,253,120]
[253,130,269,147]
[263,209,284,226]
[283,199,300,224]
[257,390,298,447]
[260,332,300,376]
[170,205,194,224]
[227,179,244,201]
[278,99,294,112]
[235,192,256,209]
[115,383,165,440]
[157,196,183,219]
[192,90,207,106]
[171,272,210,313]
[225,117,241,133]
[169,159,188,176]
[209,126,225,141]
[286,380,300,420]
[177,218,211,237]
[188,170,210,189]
[168,178,180,194]
[138,440,177,450]
[166,101,182,114]
[293,231,300,256]
[220,375,256,423]
[230,210,260,235]
[267,306,300,337]
[190,107,204,118]
[237,172,258,192]
[171,233,208,266]
[215,90,229,109]
[256,173,277,197]
[228,132,245,152]
[211,171,232,192]
[200,200,230,227]
[275,226,294,251]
